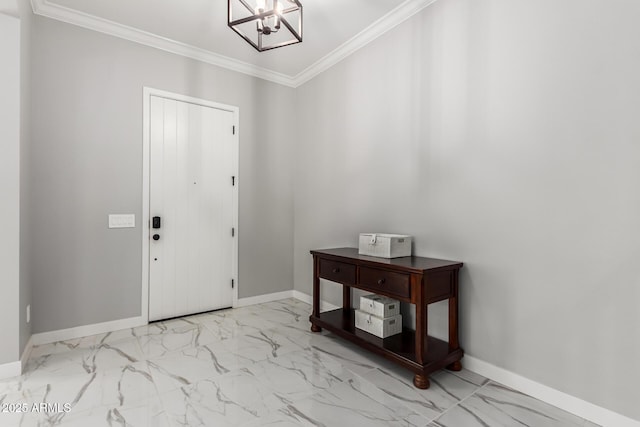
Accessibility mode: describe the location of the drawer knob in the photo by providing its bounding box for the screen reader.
[333,268,340,273]
[377,278,386,285]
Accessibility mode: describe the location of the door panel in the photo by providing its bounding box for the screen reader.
[149,96,234,322]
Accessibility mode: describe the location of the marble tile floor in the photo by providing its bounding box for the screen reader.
[0,298,599,427]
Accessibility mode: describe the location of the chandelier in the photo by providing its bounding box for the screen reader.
[228,0,303,52]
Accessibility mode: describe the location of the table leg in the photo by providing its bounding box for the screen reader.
[310,256,322,333]
[413,374,430,389]
[343,286,351,310]
[414,274,430,388]
[446,270,462,371]
[415,302,426,366]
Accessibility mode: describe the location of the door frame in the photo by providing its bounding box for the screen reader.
[141,87,239,323]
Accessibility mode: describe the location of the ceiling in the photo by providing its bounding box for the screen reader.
[31,0,437,86]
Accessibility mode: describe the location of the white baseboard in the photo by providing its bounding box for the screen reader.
[20,335,34,373]
[464,355,640,427]
[31,316,147,347]
[292,290,339,311]
[234,290,294,308]
[29,291,302,347]
[0,360,21,380]
[232,289,340,311]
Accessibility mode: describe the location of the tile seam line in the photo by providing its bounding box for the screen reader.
[345,367,443,424]
[426,379,493,425]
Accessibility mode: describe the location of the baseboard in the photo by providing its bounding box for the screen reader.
[0,360,21,380]
[292,290,340,311]
[464,355,640,427]
[31,316,147,347]
[234,290,294,308]
[29,292,307,346]
[20,335,34,373]
[0,336,36,379]
[233,289,340,311]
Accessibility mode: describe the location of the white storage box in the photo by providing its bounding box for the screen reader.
[355,310,402,338]
[358,233,412,258]
[359,294,400,318]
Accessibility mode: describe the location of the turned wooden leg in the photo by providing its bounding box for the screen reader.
[310,324,322,333]
[413,374,430,389]
[447,360,462,371]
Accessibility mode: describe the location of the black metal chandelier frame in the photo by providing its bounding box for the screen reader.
[228,0,303,52]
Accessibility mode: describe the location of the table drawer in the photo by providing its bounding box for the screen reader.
[359,267,410,299]
[319,259,356,285]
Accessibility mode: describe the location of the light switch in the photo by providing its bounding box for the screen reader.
[109,214,136,229]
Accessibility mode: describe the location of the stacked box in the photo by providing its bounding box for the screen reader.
[355,294,402,338]
[355,311,402,338]
[358,233,412,258]
[359,294,400,318]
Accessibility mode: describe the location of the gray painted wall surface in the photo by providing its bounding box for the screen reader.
[30,16,295,333]
[19,0,32,357]
[294,0,640,420]
[0,12,20,365]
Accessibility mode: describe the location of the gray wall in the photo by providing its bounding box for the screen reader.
[19,0,32,357]
[294,0,640,421]
[30,15,295,333]
[0,11,20,365]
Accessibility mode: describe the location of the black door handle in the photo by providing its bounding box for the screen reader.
[152,216,161,229]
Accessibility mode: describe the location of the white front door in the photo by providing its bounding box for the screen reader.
[149,95,236,322]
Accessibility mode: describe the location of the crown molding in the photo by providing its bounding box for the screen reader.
[30,0,439,89]
[30,0,297,87]
[0,0,19,18]
[292,0,439,87]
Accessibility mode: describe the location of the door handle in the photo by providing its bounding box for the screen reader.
[152,216,161,229]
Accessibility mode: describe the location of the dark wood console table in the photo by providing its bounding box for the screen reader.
[309,247,464,389]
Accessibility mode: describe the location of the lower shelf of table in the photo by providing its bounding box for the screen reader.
[310,308,462,375]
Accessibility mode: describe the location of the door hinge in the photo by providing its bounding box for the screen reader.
[232,125,235,135]
[231,279,234,289]
[232,227,235,237]
[232,176,235,186]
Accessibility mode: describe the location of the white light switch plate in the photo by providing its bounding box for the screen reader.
[109,214,135,228]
